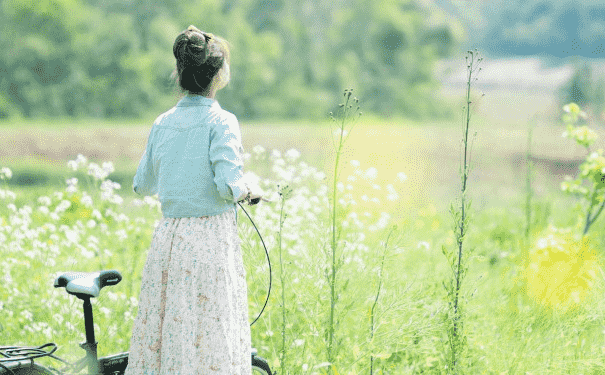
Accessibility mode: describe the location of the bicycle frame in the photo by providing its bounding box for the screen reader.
[2,267,271,375]
[68,297,128,375]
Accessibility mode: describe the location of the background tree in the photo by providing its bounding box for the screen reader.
[0,0,462,121]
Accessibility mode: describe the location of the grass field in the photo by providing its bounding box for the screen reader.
[2,88,605,374]
[0,87,599,214]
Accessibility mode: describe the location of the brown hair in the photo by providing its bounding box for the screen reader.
[173,25,230,95]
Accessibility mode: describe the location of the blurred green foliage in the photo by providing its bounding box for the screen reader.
[0,0,461,121]
[557,62,605,122]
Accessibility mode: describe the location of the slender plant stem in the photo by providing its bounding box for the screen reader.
[328,94,349,363]
[449,50,481,373]
[452,52,473,348]
[584,193,605,236]
[369,227,395,375]
[278,188,288,372]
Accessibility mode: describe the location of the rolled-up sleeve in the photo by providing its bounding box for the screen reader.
[209,114,247,202]
[133,128,157,196]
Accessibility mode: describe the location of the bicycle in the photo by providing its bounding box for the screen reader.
[0,270,272,375]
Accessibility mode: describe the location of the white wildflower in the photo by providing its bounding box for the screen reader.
[64,229,80,244]
[252,145,266,155]
[80,247,95,259]
[66,177,78,191]
[271,149,281,159]
[38,196,52,206]
[92,209,102,220]
[387,193,399,201]
[53,314,64,325]
[0,167,13,180]
[88,163,108,180]
[101,180,120,192]
[386,184,399,201]
[99,307,111,318]
[76,154,87,166]
[67,160,78,171]
[0,189,16,200]
[417,241,430,250]
[365,167,378,180]
[102,161,115,175]
[81,194,93,207]
[350,160,360,168]
[285,149,301,162]
[397,172,407,182]
[55,200,71,213]
[115,229,128,241]
[21,310,33,321]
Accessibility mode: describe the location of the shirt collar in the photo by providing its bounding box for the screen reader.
[176,95,219,108]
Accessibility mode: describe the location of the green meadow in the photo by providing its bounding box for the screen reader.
[2,88,605,374]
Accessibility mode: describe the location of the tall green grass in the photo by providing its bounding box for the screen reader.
[2,69,605,374]
[1,138,605,374]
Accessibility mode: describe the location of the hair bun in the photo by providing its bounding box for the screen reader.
[173,28,208,67]
[185,34,208,65]
[173,26,230,94]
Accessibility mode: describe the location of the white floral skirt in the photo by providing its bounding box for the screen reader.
[124,209,251,375]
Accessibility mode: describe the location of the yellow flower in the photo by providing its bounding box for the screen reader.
[563,103,580,114]
[572,126,598,147]
[523,226,601,311]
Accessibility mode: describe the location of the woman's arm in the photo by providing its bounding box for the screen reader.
[133,128,158,196]
[209,114,247,202]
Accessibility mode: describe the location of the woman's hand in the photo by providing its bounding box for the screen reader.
[241,182,270,205]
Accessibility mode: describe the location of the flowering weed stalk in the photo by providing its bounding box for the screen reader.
[277,184,293,374]
[441,49,482,374]
[560,102,605,236]
[326,89,361,367]
[369,225,396,375]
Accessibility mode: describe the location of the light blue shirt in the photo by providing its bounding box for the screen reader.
[133,95,247,218]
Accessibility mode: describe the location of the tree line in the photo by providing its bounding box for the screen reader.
[0,0,461,121]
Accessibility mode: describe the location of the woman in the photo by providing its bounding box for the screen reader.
[125,25,263,374]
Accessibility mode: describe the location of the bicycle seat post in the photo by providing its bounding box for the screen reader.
[81,296,101,375]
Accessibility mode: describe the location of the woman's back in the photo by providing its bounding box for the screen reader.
[134,95,246,218]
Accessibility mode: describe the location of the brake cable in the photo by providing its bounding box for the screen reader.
[238,202,271,326]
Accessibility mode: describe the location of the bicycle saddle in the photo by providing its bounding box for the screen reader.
[54,270,122,299]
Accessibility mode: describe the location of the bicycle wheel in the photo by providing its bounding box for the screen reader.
[0,363,55,375]
[251,356,272,375]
